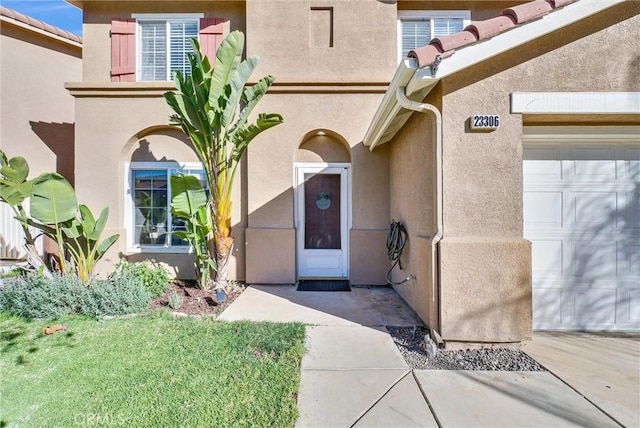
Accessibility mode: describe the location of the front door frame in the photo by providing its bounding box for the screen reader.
[294,162,351,279]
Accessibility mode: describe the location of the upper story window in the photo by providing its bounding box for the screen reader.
[134,14,202,81]
[111,15,224,83]
[397,11,471,61]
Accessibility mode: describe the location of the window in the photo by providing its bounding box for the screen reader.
[134,14,203,81]
[398,11,471,61]
[128,163,206,251]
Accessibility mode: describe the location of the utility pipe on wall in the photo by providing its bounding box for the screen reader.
[395,87,444,340]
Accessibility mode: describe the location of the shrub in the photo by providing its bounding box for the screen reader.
[113,260,170,298]
[0,274,86,319]
[167,291,183,310]
[82,271,152,317]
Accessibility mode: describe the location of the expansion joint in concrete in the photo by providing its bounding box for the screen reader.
[347,370,412,428]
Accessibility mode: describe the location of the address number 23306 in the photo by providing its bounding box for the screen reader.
[470,115,500,130]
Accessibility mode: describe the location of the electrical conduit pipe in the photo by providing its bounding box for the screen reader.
[395,87,443,342]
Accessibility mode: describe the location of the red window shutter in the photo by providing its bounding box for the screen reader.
[111,19,136,82]
[199,18,225,65]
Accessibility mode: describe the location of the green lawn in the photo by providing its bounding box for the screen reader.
[0,312,306,427]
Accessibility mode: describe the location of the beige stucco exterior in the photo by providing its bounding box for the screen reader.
[4,0,636,344]
[0,12,81,258]
[386,2,639,344]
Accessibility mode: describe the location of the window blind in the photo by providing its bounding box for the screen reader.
[139,21,167,81]
[401,19,431,59]
[169,21,198,78]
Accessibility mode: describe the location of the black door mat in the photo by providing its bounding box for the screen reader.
[297,280,351,292]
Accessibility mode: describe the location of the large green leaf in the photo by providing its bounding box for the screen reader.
[95,234,119,258]
[222,56,258,128]
[0,155,29,184]
[170,174,208,218]
[209,31,244,111]
[232,113,284,160]
[30,173,77,224]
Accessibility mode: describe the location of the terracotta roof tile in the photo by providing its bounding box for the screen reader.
[0,6,82,44]
[408,0,576,68]
[466,16,516,41]
[430,31,478,52]
[504,0,553,24]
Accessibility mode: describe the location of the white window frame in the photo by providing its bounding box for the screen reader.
[125,161,205,253]
[133,13,204,82]
[397,10,471,63]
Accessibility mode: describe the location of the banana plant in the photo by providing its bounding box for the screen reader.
[164,31,283,290]
[62,205,120,283]
[170,173,216,288]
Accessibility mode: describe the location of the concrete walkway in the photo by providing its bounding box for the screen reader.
[220,285,637,427]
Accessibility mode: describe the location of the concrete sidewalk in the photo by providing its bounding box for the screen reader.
[220,285,637,427]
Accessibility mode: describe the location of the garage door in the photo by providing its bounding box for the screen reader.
[523,131,640,331]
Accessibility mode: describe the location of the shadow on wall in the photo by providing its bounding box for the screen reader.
[531,161,639,330]
[29,121,75,186]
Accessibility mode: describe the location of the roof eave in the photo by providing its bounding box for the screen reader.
[364,0,627,150]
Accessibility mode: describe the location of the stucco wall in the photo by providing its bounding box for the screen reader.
[246,0,397,82]
[0,22,80,180]
[245,91,390,284]
[387,3,639,343]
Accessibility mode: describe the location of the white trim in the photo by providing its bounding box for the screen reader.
[294,163,351,279]
[125,161,204,253]
[512,92,640,114]
[397,10,470,63]
[134,13,203,82]
[132,13,204,20]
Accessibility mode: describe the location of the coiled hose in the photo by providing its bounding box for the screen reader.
[386,220,411,285]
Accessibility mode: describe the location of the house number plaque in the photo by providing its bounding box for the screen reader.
[470,115,500,130]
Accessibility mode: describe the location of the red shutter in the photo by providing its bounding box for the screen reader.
[199,18,225,66]
[111,19,136,82]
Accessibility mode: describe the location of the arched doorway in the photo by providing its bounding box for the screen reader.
[294,130,351,279]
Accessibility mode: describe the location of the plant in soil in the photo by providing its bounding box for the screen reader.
[164,31,283,290]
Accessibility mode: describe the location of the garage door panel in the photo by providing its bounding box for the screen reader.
[531,240,563,275]
[562,288,617,329]
[524,192,563,229]
[569,240,617,279]
[525,135,640,331]
[571,191,616,229]
[532,288,562,329]
[616,289,640,327]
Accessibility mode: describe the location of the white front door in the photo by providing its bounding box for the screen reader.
[295,164,350,279]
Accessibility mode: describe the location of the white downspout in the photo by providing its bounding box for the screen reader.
[395,87,444,342]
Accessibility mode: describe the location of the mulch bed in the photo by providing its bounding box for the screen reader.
[149,279,245,317]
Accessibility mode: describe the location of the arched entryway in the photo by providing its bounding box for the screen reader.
[294,130,352,279]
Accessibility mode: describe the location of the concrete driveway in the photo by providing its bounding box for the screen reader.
[522,332,640,428]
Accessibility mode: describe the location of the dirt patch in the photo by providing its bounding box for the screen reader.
[150,280,245,317]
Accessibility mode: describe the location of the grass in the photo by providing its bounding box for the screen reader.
[0,312,306,427]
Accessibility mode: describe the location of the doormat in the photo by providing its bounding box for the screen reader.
[297,280,351,292]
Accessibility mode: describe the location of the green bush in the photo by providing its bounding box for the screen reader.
[113,260,170,298]
[82,271,152,317]
[0,271,152,319]
[0,274,86,319]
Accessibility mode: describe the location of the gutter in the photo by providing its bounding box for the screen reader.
[363,0,625,150]
[395,87,444,337]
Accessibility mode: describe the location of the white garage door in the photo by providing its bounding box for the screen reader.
[523,130,640,331]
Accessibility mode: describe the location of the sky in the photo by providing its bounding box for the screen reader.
[2,0,82,36]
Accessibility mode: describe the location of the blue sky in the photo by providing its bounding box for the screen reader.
[2,0,82,36]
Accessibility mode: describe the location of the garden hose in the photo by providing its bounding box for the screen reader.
[386,220,412,285]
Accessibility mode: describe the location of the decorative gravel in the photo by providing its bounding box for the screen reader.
[387,326,545,371]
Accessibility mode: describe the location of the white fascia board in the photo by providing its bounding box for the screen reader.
[362,59,419,148]
[512,92,640,114]
[405,0,625,97]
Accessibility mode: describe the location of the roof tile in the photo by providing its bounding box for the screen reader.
[430,31,478,52]
[503,0,553,24]
[465,16,516,41]
[0,6,82,44]
[406,0,577,69]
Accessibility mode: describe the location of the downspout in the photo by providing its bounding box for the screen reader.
[395,87,444,345]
